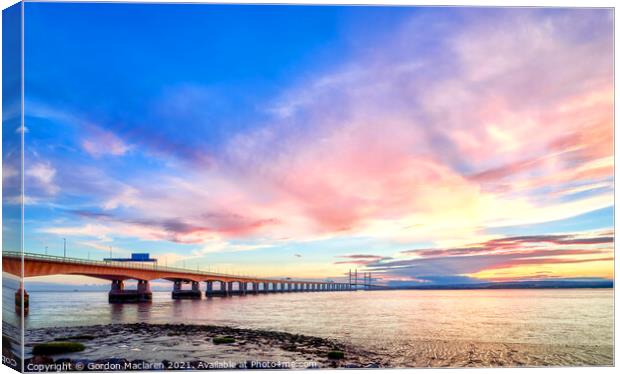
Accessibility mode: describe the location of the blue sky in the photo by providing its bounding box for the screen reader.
[7,3,613,285]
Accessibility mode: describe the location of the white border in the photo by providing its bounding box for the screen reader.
[0,1,617,374]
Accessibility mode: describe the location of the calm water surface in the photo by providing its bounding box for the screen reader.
[7,289,614,350]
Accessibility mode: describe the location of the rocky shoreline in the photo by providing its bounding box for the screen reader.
[24,323,387,371]
[15,322,614,370]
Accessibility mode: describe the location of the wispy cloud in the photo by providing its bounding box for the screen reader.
[353,230,614,283]
[334,254,392,265]
[81,127,131,158]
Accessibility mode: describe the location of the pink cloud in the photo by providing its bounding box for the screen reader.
[41,10,613,251]
[81,126,131,157]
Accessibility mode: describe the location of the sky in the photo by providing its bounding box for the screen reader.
[6,3,613,286]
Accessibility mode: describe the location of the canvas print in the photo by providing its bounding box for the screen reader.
[2,1,614,372]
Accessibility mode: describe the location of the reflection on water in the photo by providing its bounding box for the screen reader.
[15,289,613,352]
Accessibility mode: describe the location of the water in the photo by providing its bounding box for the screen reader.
[8,288,613,352]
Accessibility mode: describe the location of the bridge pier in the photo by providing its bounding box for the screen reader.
[109,279,152,303]
[206,280,228,297]
[227,281,235,296]
[15,284,29,315]
[172,280,202,299]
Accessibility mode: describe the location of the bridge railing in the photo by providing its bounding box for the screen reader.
[2,251,343,285]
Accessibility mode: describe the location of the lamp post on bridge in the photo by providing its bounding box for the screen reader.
[63,238,66,258]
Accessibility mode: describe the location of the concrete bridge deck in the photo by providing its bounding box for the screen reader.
[2,252,351,308]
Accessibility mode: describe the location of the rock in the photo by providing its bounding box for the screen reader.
[107,358,128,366]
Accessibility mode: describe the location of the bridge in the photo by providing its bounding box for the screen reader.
[2,252,352,310]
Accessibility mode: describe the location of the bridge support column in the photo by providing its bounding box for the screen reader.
[172,280,201,299]
[227,281,234,296]
[208,281,227,297]
[205,281,214,297]
[109,280,152,303]
[241,282,247,296]
[15,284,29,315]
[138,280,153,301]
[253,282,259,295]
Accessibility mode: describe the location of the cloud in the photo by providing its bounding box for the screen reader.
[81,127,131,157]
[60,208,279,245]
[26,162,59,195]
[333,254,392,265]
[354,230,614,283]
[101,186,139,210]
[32,9,613,271]
[402,232,614,257]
